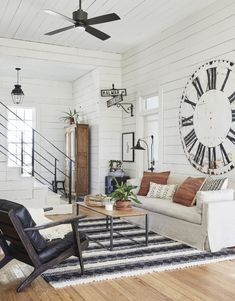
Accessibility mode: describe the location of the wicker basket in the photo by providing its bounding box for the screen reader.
[84,194,106,207]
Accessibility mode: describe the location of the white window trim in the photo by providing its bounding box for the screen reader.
[7,107,36,171]
[135,91,162,177]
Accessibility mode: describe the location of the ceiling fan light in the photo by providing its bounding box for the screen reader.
[76,24,85,30]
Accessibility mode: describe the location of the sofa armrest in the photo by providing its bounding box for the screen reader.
[202,200,235,251]
[127,178,141,195]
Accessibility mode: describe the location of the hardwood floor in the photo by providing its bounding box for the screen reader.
[1,208,235,301]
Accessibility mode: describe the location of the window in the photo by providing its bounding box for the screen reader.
[135,94,160,173]
[144,95,159,111]
[7,108,34,174]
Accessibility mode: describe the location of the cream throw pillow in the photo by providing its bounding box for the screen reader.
[147,182,178,200]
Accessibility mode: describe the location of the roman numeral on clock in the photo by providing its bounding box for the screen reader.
[182,115,193,127]
[207,67,216,90]
[228,92,235,104]
[184,129,197,152]
[184,96,196,109]
[227,128,235,144]
[221,68,231,92]
[208,147,216,169]
[192,77,204,99]
[232,110,235,122]
[194,142,205,166]
[220,143,231,166]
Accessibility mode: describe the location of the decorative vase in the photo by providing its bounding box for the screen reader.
[116,200,132,211]
[69,117,75,124]
[105,203,113,211]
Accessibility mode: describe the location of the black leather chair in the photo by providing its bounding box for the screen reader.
[0,199,89,292]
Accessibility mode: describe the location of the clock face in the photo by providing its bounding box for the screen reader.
[179,60,235,175]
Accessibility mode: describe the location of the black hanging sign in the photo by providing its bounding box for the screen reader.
[107,95,123,108]
[101,83,127,97]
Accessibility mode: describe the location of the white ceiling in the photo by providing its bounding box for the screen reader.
[0,54,93,81]
[0,0,216,54]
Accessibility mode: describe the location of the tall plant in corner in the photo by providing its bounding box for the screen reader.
[110,178,141,211]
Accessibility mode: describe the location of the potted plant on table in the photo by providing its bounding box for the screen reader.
[110,178,141,211]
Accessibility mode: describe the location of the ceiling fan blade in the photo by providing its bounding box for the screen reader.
[45,25,75,36]
[44,9,76,24]
[85,25,110,40]
[86,13,120,26]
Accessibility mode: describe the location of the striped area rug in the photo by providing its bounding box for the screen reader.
[42,217,235,288]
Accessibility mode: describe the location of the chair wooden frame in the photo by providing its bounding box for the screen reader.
[0,210,88,292]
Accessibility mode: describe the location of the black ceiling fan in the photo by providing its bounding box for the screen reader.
[44,0,120,40]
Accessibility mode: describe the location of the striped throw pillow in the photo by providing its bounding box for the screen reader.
[200,178,228,191]
[147,182,178,200]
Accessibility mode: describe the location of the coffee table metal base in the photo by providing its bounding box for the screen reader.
[77,203,148,251]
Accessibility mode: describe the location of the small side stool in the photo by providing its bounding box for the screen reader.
[52,180,65,193]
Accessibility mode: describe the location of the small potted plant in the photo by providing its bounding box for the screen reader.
[61,109,79,125]
[110,178,141,211]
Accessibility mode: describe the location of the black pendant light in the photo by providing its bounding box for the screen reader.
[11,68,24,104]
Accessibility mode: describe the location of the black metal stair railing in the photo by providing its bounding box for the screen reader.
[0,101,75,204]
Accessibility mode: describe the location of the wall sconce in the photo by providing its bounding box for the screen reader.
[11,68,24,105]
[132,135,155,172]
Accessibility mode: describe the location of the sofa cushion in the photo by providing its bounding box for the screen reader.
[167,175,188,185]
[138,171,170,196]
[173,177,205,206]
[147,182,178,200]
[135,196,202,224]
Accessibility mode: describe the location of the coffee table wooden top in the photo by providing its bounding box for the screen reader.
[77,202,147,218]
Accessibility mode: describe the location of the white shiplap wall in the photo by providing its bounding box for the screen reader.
[98,67,122,193]
[73,66,122,194]
[122,0,235,179]
[0,37,122,193]
[73,69,100,193]
[0,76,73,183]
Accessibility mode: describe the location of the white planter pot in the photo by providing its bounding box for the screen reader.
[105,203,113,211]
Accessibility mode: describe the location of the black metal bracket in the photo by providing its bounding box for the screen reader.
[116,102,134,117]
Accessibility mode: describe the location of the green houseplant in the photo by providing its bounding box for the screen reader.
[61,109,78,124]
[110,178,141,211]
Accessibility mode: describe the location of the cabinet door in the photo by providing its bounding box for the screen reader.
[76,124,89,196]
[64,126,76,195]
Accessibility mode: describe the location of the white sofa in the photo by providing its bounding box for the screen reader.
[127,175,235,252]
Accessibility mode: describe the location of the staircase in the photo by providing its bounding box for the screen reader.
[0,101,74,214]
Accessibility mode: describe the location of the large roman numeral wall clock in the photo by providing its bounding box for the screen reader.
[179,60,235,175]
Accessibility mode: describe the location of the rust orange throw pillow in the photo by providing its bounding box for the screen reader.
[173,177,205,206]
[138,171,170,196]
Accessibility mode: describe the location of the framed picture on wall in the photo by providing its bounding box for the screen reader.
[122,132,135,162]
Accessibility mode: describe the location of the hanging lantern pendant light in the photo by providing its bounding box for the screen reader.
[11,68,24,104]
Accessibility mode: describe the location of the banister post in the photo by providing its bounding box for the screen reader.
[69,159,72,204]
[20,132,24,174]
[32,129,35,177]
[54,158,58,193]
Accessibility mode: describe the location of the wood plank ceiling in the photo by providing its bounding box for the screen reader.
[0,0,216,53]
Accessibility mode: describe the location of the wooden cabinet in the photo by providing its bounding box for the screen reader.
[65,124,89,197]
